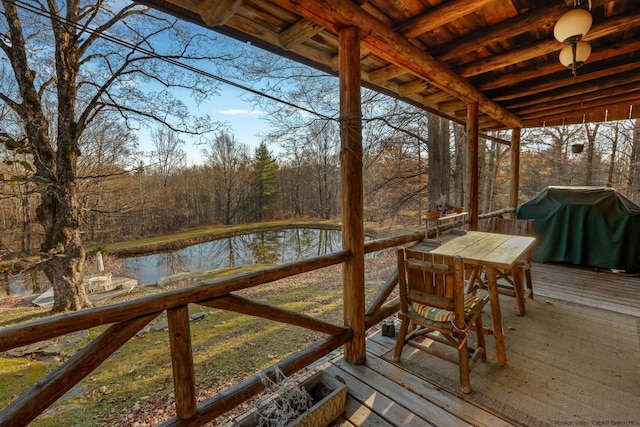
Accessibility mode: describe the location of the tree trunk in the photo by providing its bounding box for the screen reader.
[629,120,640,202]
[2,0,91,312]
[607,122,619,188]
[453,124,466,208]
[584,123,600,186]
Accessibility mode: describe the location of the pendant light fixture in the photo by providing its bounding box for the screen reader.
[553,6,593,76]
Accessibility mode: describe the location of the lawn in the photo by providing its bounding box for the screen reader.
[0,240,398,425]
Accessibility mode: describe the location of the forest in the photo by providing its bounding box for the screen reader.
[3,115,639,257]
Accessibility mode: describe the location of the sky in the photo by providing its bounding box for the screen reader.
[129,9,284,165]
[182,87,270,164]
[135,68,274,166]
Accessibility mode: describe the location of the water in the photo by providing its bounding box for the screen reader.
[3,228,352,295]
[123,228,345,284]
[1,269,49,297]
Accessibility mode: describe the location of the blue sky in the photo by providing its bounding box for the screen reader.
[184,86,270,163]
[131,11,281,165]
[135,83,272,165]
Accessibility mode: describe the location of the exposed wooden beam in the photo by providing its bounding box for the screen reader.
[457,39,557,78]
[456,8,640,78]
[423,91,456,106]
[507,74,640,111]
[368,64,407,83]
[517,89,640,121]
[198,0,243,27]
[477,38,640,91]
[395,0,495,39]
[493,60,640,101]
[436,3,566,62]
[398,80,430,96]
[279,18,324,49]
[268,0,523,128]
[519,102,639,129]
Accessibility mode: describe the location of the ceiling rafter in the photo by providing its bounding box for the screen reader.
[266,0,522,128]
[198,0,243,27]
[279,18,324,50]
[394,0,495,39]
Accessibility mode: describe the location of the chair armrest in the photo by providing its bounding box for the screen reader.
[409,290,455,310]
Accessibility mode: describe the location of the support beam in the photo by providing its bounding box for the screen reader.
[198,0,243,27]
[269,0,522,129]
[396,0,495,39]
[279,18,324,49]
[467,102,479,231]
[509,128,521,219]
[339,26,366,365]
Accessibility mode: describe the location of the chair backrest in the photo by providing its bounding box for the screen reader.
[489,218,535,237]
[397,247,466,329]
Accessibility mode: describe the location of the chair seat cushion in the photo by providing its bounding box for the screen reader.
[411,293,485,323]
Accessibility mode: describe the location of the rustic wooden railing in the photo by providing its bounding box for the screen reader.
[0,231,425,426]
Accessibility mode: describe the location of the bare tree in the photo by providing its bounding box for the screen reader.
[0,1,227,311]
[201,132,250,224]
[150,126,186,187]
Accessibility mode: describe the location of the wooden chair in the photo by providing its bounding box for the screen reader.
[392,247,489,393]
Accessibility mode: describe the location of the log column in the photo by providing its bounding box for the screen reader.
[339,26,366,365]
[168,305,197,419]
[466,102,479,231]
[509,128,521,219]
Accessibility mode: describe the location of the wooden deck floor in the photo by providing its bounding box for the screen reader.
[317,261,639,427]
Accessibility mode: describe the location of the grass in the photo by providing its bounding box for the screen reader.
[0,253,397,426]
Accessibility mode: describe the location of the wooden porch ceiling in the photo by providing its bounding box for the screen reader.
[140,0,640,131]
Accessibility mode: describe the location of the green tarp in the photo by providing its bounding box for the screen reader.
[517,186,640,273]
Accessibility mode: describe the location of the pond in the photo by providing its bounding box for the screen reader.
[2,228,366,296]
[123,228,347,285]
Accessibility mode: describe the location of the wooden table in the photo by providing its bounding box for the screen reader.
[413,231,536,365]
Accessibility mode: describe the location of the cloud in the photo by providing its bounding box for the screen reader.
[217,109,265,115]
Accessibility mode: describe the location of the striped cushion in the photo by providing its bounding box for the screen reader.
[411,294,485,323]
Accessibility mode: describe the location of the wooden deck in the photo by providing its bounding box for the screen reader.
[316,261,639,427]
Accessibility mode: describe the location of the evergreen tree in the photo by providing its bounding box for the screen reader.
[248,142,281,221]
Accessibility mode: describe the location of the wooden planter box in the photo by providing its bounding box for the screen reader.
[235,371,347,427]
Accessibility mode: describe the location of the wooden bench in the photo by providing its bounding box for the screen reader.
[426,212,469,238]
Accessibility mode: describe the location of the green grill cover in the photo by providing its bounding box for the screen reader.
[517,186,640,273]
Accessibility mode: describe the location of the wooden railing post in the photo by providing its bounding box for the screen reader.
[168,305,197,419]
[339,25,366,365]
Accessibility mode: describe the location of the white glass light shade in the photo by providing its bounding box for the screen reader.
[553,9,593,43]
[559,41,591,68]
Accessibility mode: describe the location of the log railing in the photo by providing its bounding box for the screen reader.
[0,231,427,426]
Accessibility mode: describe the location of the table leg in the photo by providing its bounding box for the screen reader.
[485,267,507,365]
[512,263,526,316]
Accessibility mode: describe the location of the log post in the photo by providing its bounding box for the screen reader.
[168,305,197,419]
[509,128,521,219]
[339,26,366,365]
[466,102,479,230]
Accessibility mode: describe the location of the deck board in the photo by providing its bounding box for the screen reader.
[318,261,638,427]
[531,262,640,317]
